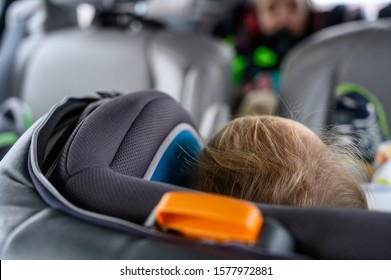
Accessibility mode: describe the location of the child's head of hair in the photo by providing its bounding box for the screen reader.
[255,0,310,36]
[189,115,368,209]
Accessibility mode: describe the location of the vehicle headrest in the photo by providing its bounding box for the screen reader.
[280,21,391,135]
[51,91,202,223]
[50,0,130,10]
[5,0,78,33]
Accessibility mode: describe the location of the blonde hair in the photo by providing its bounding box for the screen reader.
[190,116,368,209]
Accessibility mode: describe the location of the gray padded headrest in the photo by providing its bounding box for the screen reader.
[50,0,127,9]
[6,0,77,32]
[280,20,391,135]
[51,91,202,224]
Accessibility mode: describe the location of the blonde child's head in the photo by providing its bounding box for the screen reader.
[190,115,368,209]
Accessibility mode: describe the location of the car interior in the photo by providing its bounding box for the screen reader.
[1,0,391,260]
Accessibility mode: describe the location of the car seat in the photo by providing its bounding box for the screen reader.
[0,0,77,104]
[3,0,236,139]
[378,4,391,19]
[279,20,391,135]
[0,0,13,41]
[1,90,391,259]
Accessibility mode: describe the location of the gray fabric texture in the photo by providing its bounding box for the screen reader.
[16,26,236,126]
[280,20,391,135]
[20,29,153,119]
[0,19,26,103]
[49,0,117,10]
[0,105,239,259]
[53,91,197,224]
[1,0,77,102]
[150,31,236,124]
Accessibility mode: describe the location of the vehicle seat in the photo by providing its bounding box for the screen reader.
[0,0,77,103]
[279,20,391,135]
[2,90,391,259]
[0,0,16,42]
[8,0,236,138]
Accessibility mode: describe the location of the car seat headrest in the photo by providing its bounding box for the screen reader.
[51,91,202,223]
[50,0,129,10]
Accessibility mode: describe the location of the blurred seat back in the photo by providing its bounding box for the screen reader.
[280,21,391,134]
[10,0,236,137]
[0,0,15,42]
[0,0,77,103]
[378,4,391,18]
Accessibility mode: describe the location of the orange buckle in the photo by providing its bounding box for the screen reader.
[153,192,264,244]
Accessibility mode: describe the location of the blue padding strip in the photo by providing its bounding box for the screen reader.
[150,130,202,186]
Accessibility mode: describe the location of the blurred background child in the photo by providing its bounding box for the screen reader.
[213,0,363,115]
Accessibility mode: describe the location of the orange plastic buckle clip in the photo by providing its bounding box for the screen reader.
[154,192,264,244]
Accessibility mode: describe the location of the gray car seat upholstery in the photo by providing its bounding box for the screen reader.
[9,0,236,138]
[0,91,294,260]
[279,20,391,135]
[0,125,247,260]
[0,0,77,103]
[2,93,391,259]
[0,0,17,42]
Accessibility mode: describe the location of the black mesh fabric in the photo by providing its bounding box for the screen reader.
[52,91,197,224]
[109,95,188,177]
[64,167,184,224]
[58,91,196,177]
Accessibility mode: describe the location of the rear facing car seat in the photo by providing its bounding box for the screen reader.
[0,90,296,259]
[1,90,391,259]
